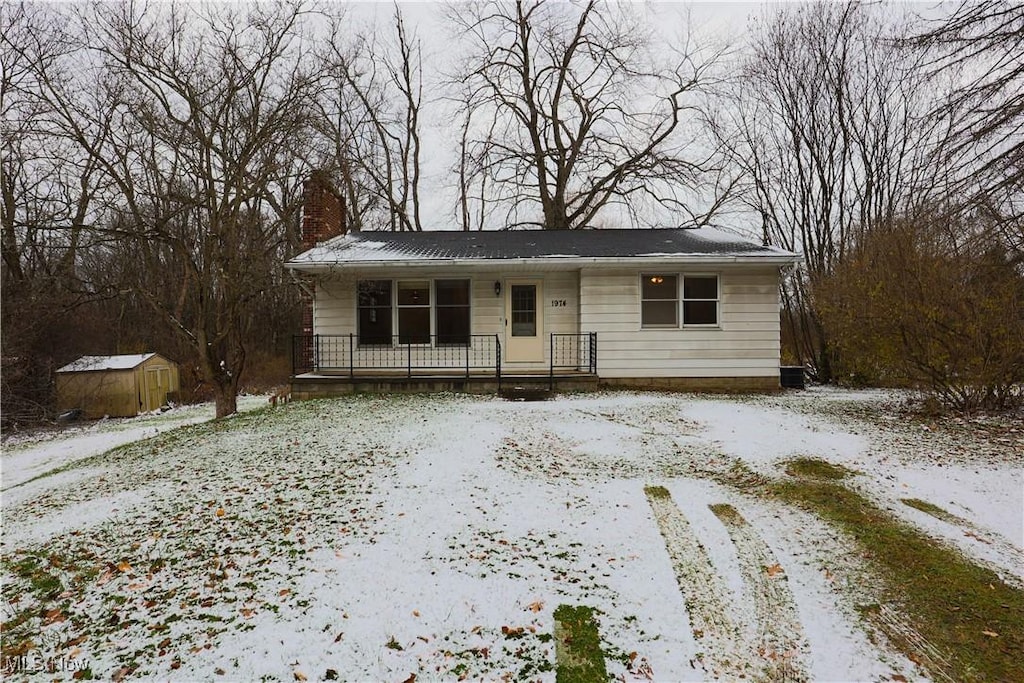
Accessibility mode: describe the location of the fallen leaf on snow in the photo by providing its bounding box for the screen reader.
[527,600,544,613]
[964,531,992,545]
[216,508,226,517]
[294,671,307,681]
[765,563,784,577]
[117,560,132,573]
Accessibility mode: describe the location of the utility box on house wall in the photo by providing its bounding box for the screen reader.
[56,353,180,418]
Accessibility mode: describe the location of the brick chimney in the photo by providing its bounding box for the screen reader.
[298,172,346,360]
[301,171,347,250]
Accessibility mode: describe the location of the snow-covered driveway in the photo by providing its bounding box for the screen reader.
[1,390,1020,681]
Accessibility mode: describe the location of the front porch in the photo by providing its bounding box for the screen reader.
[290,333,598,396]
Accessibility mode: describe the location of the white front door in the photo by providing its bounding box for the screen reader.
[504,280,543,363]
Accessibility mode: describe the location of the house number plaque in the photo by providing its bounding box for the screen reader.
[550,299,568,307]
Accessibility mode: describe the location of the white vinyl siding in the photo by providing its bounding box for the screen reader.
[313,269,579,371]
[313,265,781,377]
[580,267,781,378]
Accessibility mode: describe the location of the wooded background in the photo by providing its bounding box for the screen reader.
[2,0,1021,424]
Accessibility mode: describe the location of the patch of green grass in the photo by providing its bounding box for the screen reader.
[643,485,670,499]
[722,461,773,489]
[707,503,744,525]
[901,498,960,524]
[784,457,854,480]
[553,605,607,683]
[772,478,1024,682]
[5,553,63,599]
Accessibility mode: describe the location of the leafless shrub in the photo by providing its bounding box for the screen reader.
[817,215,1024,412]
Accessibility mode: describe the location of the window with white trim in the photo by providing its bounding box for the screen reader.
[435,279,471,345]
[356,279,472,346]
[397,280,431,344]
[357,280,392,345]
[683,275,719,325]
[641,274,678,327]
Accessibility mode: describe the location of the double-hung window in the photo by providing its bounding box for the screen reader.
[357,280,392,345]
[640,273,719,327]
[435,279,471,345]
[641,274,679,327]
[397,281,431,344]
[682,276,718,325]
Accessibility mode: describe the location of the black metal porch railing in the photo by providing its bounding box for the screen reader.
[549,332,598,389]
[293,334,502,384]
[292,332,598,391]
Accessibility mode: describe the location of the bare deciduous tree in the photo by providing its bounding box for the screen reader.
[450,0,728,230]
[909,0,1024,255]
[1,3,118,425]
[318,4,425,231]
[727,2,941,380]
[52,1,321,417]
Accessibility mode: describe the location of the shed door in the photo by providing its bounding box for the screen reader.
[504,281,543,363]
[145,367,169,411]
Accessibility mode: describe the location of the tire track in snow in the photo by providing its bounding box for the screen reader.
[873,603,956,683]
[901,498,1024,583]
[709,503,809,682]
[644,486,754,680]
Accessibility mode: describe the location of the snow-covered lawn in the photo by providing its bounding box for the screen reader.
[0,395,269,491]
[1,389,1020,681]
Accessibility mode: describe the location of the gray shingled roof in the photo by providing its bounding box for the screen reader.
[288,227,797,269]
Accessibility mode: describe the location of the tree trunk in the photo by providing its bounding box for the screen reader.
[213,382,238,419]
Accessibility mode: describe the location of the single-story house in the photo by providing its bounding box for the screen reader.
[286,193,799,398]
[55,353,180,418]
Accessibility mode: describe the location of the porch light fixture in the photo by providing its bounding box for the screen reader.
[650,276,664,284]
[494,281,501,296]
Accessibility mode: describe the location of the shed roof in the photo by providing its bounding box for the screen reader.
[287,227,798,271]
[57,353,159,373]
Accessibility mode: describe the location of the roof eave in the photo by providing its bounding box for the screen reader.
[286,254,801,273]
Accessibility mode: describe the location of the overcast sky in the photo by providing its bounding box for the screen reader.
[336,2,940,234]
[333,1,777,233]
